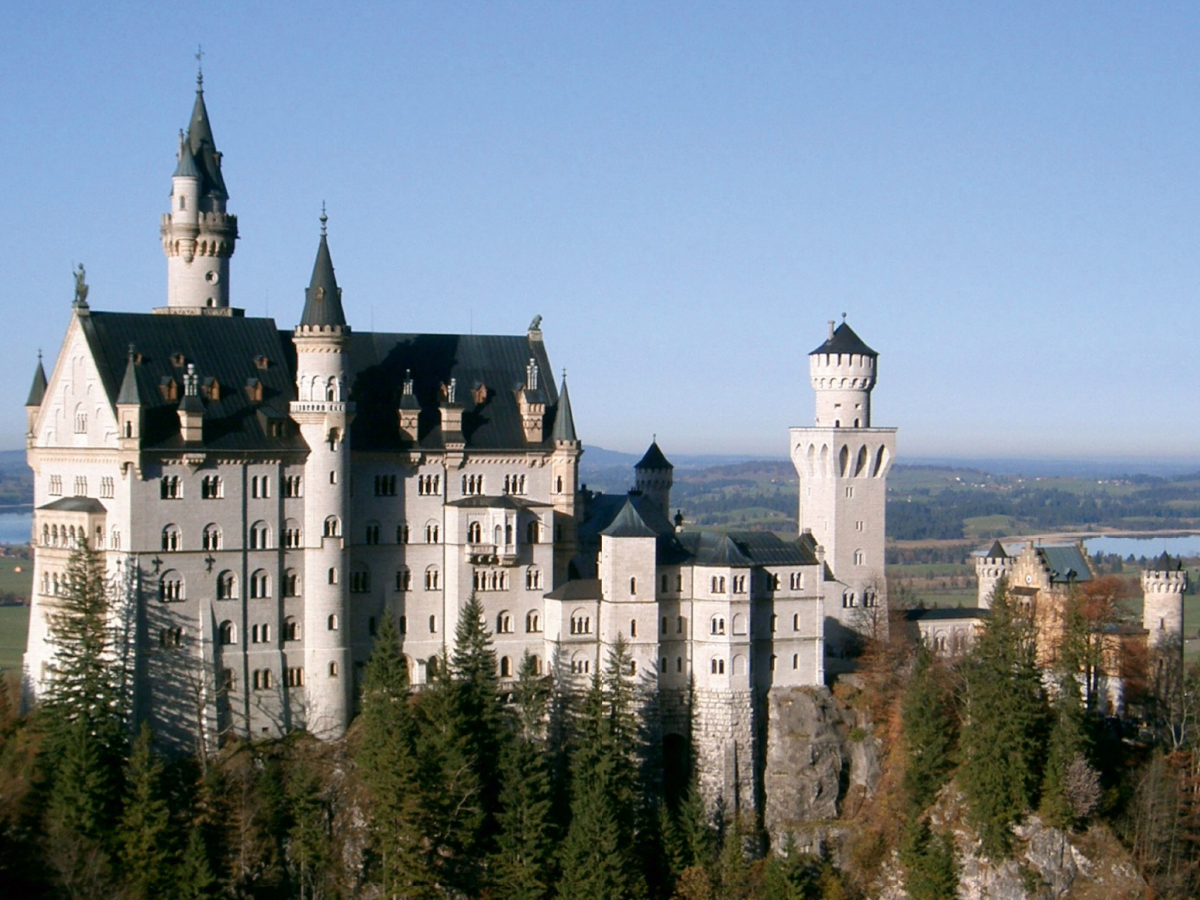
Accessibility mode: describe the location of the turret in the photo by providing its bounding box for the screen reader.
[634,440,673,518]
[1141,553,1186,644]
[550,371,582,583]
[159,71,238,314]
[25,352,47,442]
[809,320,877,428]
[976,540,1012,608]
[289,211,353,737]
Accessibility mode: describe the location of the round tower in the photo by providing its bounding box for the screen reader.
[634,440,673,518]
[1141,553,1186,644]
[290,211,353,737]
[975,541,1012,609]
[809,320,877,428]
[160,72,238,313]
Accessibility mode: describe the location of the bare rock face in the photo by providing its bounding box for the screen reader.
[763,686,880,852]
[876,787,1146,900]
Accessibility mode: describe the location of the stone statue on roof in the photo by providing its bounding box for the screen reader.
[73,263,89,308]
[528,314,542,331]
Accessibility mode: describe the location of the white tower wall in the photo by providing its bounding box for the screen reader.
[1141,569,1186,643]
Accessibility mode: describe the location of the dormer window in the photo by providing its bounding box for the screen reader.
[170,352,187,369]
[254,355,269,371]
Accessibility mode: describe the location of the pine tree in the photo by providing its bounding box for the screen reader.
[177,824,219,900]
[959,579,1048,858]
[901,643,955,815]
[118,723,175,900]
[1040,676,1091,829]
[355,615,427,898]
[899,819,957,900]
[285,752,333,900]
[492,653,554,900]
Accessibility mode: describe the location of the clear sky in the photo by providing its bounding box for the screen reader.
[4,2,1200,461]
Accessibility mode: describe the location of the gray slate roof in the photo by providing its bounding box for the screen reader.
[810,321,877,358]
[600,498,658,538]
[186,87,228,200]
[1038,545,1092,584]
[905,607,989,621]
[39,497,107,513]
[299,231,346,328]
[635,441,672,470]
[26,356,47,406]
[551,376,577,442]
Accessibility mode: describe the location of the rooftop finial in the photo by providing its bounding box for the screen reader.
[320,202,328,237]
[195,45,204,90]
[841,311,847,322]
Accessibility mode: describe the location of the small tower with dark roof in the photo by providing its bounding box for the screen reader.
[25,352,47,443]
[976,540,1013,609]
[159,72,239,314]
[635,439,673,518]
[289,210,353,738]
[551,371,583,583]
[1141,552,1186,646]
[809,319,878,428]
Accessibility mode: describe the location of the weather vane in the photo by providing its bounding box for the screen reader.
[320,201,328,237]
[195,45,204,88]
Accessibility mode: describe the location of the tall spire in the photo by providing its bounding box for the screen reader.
[299,209,347,328]
[551,371,577,442]
[25,352,47,407]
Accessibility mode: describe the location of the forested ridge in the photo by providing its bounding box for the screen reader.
[4,542,1199,899]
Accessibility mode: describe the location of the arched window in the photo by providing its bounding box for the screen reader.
[159,570,183,602]
[853,548,865,566]
[505,523,513,545]
[111,526,120,550]
[570,609,592,635]
[710,616,726,635]
[425,522,440,543]
[327,614,339,630]
[324,516,341,538]
[329,661,339,677]
[497,611,513,634]
[395,567,411,591]
[217,571,237,600]
[397,523,410,544]
[526,610,541,633]
[219,621,236,645]
[161,524,180,552]
[630,577,637,595]
[202,523,222,550]
[425,566,440,590]
[159,627,183,648]
[283,569,299,597]
[283,520,302,548]
[328,567,338,584]
[526,520,539,543]
[250,521,270,549]
[250,570,270,599]
[285,617,300,641]
[569,653,591,675]
[732,613,746,635]
[468,521,482,543]
[525,567,543,590]
[222,668,236,692]
[500,656,512,678]
[710,658,725,675]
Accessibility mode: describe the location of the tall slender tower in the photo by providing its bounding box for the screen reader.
[289,212,353,737]
[1141,553,1186,647]
[159,69,238,314]
[790,320,896,648]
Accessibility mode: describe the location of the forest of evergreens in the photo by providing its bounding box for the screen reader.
[3,542,1199,899]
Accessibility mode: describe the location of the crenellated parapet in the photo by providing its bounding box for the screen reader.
[1141,565,1186,640]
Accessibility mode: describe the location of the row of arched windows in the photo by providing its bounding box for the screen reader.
[159,520,299,552]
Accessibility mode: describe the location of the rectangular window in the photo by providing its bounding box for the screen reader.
[251,475,271,499]
[374,475,397,496]
[287,667,304,687]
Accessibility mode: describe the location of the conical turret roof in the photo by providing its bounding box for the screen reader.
[25,354,47,406]
[551,375,577,442]
[173,131,200,179]
[810,321,877,357]
[116,349,142,405]
[299,220,346,328]
[185,84,227,200]
[635,440,672,471]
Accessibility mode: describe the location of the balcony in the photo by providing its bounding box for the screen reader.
[464,543,519,566]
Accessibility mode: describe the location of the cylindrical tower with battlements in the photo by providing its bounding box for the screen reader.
[809,319,877,428]
[975,541,1013,608]
[1141,555,1186,645]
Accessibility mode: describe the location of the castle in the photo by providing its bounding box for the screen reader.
[22,78,894,812]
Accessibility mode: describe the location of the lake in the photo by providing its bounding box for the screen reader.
[1084,534,1200,560]
[0,511,31,546]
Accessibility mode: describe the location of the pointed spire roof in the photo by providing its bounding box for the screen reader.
[551,373,577,442]
[25,353,47,406]
[601,497,657,538]
[985,540,1008,559]
[635,440,672,471]
[299,210,347,328]
[116,346,142,405]
[173,130,200,178]
[810,321,877,357]
[184,81,227,200]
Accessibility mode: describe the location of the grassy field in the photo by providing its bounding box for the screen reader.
[0,605,28,672]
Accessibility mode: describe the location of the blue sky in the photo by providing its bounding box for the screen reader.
[4,2,1200,460]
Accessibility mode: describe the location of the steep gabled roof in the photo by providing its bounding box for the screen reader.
[601,498,658,538]
[809,321,877,358]
[551,376,577,442]
[26,355,47,406]
[635,440,672,470]
[1038,544,1093,584]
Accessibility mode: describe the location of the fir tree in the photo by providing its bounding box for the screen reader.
[1040,675,1091,829]
[355,616,427,898]
[898,819,957,900]
[177,824,219,900]
[492,653,555,900]
[959,579,1048,858]
[117,723,175,900]
[901,643,955,815]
